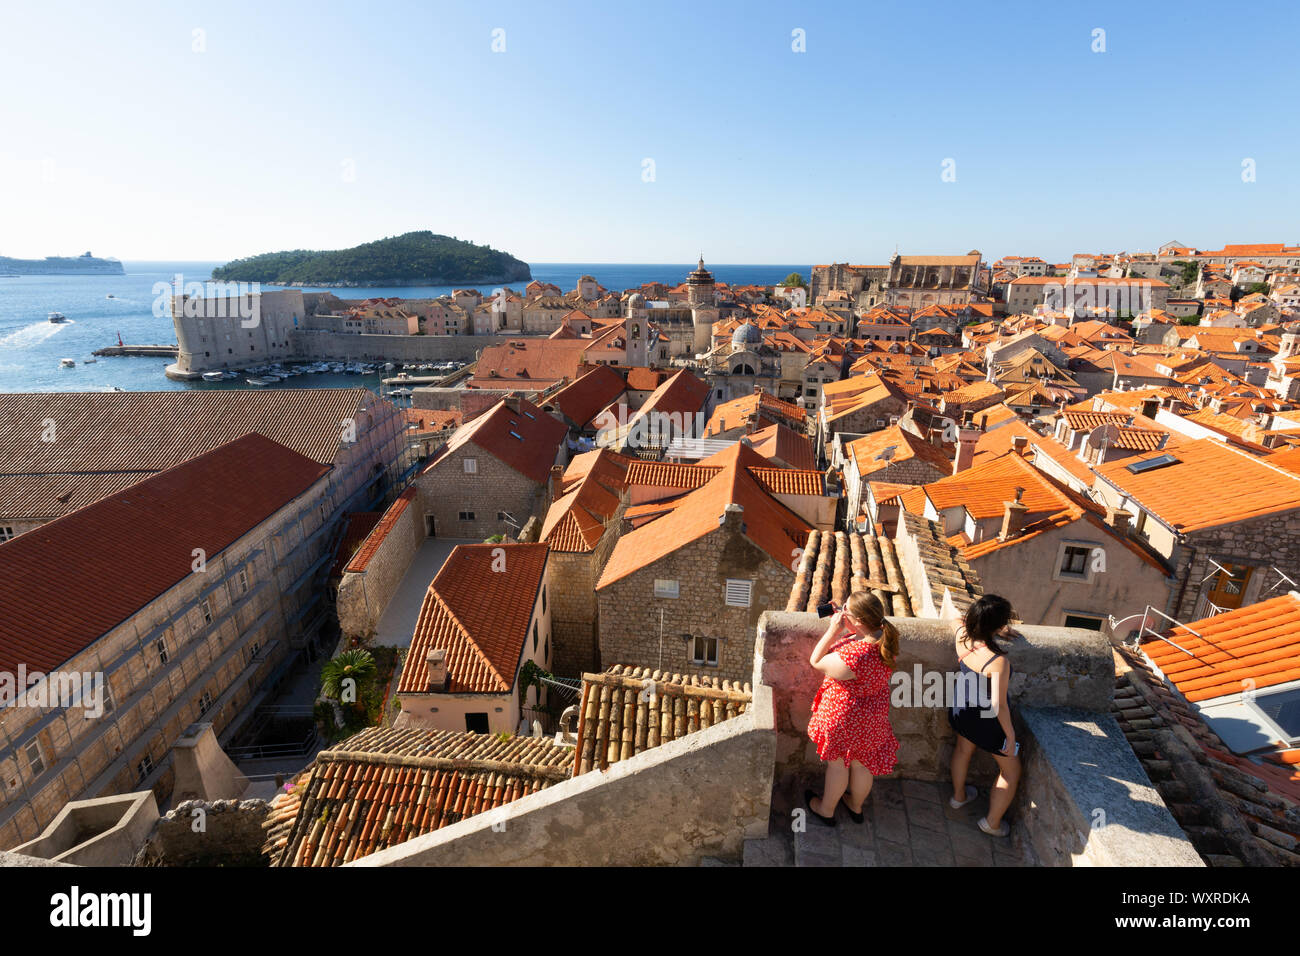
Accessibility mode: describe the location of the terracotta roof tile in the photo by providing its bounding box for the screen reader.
[426,396,566,484]
[539,449,630,552]
[0,434,331,676]
[267,726,572,866]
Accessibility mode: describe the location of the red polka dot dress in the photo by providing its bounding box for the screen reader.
[807,637,899,774]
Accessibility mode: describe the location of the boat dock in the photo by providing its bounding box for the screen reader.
[93,344,179,358]
[382,363,475,388]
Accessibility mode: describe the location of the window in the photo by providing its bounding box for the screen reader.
[654,579,679,599]
[532,621,539,652]
[0,526,15,542]
[198,691,214,716]
[459,511,475,521]
[463,458,478,474]
[238,568,250,594]
[724,579,753,608]
[156,636,169,665]
[137,754,155,783]
[690,635,720,666]
[465,712,490,733]
[1057,545,1091,579]
[1063,613,1105,631]
[24,739,45,776]
[250,641,261,659]
[200,598,213,624]
[541,587,546,612]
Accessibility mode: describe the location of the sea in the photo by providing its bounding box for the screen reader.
[0,262,809,394]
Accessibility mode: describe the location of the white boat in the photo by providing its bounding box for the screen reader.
[383,362,395,371]
[246,376,274,387]
[49,312,68,323]
[60,358,76,368]
[202,371,225,382]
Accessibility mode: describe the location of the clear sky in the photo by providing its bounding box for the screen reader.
[1,0,1297,264]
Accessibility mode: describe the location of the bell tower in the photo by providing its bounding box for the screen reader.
[689,255,718,355]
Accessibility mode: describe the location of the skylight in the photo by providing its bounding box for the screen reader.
[1126,454,1179,474]
[510,431,523,441]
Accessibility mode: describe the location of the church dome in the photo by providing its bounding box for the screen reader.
[626,292,645,309]
[731,322,762,347]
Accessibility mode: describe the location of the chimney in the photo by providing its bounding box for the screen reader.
[1011,434,1029,456]
[953,410,980,475]
[720,502,745,534]
[1140,397,1160,420]
[549,464,563,496]
[1105,504,1132,535]
[998,487,1028,542]
[426,649,448,692]
[504,393,522,413]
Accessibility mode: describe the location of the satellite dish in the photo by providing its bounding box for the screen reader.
[1086,422,1121,451]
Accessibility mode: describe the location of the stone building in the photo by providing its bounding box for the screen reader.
[1091,437,1300,623]
[395,543,552,735]
[415,395,567,541]
[0,434,338,849]
[538,449,631,676]
[809,263,890,311]
[169,289,305,377]
[595,443,812,683]
[884,252,986,309]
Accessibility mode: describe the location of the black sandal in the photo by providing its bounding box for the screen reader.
[804,789,837,827]
[840,795,865,824]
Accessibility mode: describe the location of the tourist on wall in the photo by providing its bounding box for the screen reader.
[947,594,1021,837]
[804,591,900,826]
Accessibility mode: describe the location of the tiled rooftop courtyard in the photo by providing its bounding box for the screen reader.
[735,778,1037,867]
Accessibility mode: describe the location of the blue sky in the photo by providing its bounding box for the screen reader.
[1,0,1296,264]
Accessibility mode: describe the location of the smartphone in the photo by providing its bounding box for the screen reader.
[816,601,838,618]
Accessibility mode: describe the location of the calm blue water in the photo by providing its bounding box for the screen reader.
[0,261,808,393]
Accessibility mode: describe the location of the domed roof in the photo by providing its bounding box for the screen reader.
[626,292,645,308]
[731,322,762,347]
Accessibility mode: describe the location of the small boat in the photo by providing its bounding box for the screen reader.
[246,376,274,387]
[105,294,116,299]
[60,358,76,368]
[49,312,68,323]
[83,358,97,364]
[202,371,225,382]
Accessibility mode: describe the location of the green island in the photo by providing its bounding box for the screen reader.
[210,230,531,286]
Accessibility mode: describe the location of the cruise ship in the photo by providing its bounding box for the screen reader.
[0,252,124,276]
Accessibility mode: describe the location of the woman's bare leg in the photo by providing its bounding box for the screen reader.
[986,753,1022,829]
[950,734,976,801]
[813,760,850,818]
[846,761,873,813]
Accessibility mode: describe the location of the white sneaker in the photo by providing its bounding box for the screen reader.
[949,785,978,809]
[979,816,1010,837]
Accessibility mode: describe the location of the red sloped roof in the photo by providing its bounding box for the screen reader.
[426,397,567,484]
[0,433,331,676]
[399,543,549,694]
[546,365,627,429]
[540,449,631,552]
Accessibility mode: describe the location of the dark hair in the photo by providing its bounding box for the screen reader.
[961,594,1015,654]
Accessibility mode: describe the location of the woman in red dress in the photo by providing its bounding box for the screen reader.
[805,591,900,826]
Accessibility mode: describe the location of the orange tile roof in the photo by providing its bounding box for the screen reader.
[1095,438,1300,532]
[597,443,810,588]
[626,460,720,490]
[746,467,823,496]
[399,543,548,695]
[632,369,710,424]
[546,365,627,428]
[705,390,806,435]
[426,396,566,484]
[0,389,378,521]
[403,407,460,433]
[1144,593,1300,703]
[330,511,382,579]
[746,422,816,471]
[345,486,418,573]
[845,425,951,479]
[0,434,331,676]
[539,449,630,552]
[266,726,571,866]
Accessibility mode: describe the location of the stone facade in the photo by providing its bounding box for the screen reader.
[414,441,556,542]
[138,797,270,867]
[596,513,794,684]
[547,522,621,678]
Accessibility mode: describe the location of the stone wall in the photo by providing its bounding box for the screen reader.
[350,682,777,867]
[547,513,622,678]
[137,798,270,867]
[754,611,1113,811]
[1171,510,1300,620]
[414,443,549,542]
[1018,707,1203,867]
[336,488,426,640]
[289,329,525,365]
[596,515,795,684]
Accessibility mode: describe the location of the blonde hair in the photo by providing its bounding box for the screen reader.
[846,591,899,670]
